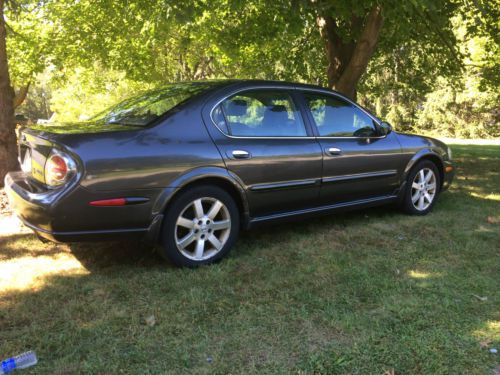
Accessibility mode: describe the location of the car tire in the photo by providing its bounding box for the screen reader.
[401,160,441,215]
[159,185,240,267]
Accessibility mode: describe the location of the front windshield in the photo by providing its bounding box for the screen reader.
[92,82,221,126]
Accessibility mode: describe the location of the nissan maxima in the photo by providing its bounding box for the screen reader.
[5,80,454,266]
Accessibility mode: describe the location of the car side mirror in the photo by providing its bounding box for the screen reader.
[379,121,392,136]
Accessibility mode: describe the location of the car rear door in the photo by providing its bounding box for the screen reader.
[204,88,323,218]
[298,90,403,205]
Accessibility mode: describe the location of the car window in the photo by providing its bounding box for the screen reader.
[91,82,223,127]
[303,93,378,137]
[214,90,307,137]
[212,106,229,134]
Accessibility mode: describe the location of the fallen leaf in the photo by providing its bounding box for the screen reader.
[93,288,107,298]
[145,315,156,327]
[384,369,395,375]
[472,294,488,302]
[479,339,492,348]
[487,216,496,224]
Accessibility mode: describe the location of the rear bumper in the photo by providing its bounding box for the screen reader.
[18,218,149,242]
[4,172,57,234]
[4,172,162,243]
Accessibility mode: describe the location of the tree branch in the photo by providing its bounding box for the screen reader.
[317,14,345,87]
[336,4,384,98]
[13,81,29,108]
[408,4,463,66]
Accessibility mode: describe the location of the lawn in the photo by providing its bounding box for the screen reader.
[0,143,499,374]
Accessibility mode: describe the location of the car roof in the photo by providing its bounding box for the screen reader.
[154,80,342,102]
[200,79,332,91]
[188,79,344,102]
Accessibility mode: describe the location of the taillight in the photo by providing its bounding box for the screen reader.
[44,150,77,187]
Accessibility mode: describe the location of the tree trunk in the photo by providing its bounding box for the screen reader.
[0,0,17,187]
[317,4,384,99]
[13,82,30,108]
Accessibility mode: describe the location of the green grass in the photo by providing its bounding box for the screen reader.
[1,144,499,374]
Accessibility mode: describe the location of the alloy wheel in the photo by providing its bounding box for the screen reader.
[174,197,231,261]
[411,168,437,211]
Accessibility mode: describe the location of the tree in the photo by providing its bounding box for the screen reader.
[1,0,497,185]
[0,0,62,185]
[7,1,465,98]
[0,0,17,184]
[316,4,383,99]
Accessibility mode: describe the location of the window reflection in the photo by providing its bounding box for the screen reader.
[304,93,378,137]
[215,90,307,137]
[92,82,221,127]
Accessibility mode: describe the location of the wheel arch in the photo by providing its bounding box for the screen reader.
[404,150,445,189]
[152,167,249,236]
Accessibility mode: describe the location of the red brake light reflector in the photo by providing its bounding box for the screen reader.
[89,198,127,206]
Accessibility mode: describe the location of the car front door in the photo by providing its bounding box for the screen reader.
[299,90,403,205]
[205,88,323,218]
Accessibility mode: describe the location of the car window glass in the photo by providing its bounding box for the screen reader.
[211,105,229,134]
[215,90,307,137]
[91,82,222,127]
[304,93,378,137]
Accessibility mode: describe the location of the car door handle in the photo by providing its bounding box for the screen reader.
[325,147,342,156]
[230,150,251,159]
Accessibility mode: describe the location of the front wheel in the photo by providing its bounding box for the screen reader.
[159,185,240,267]
[400,160,441,215]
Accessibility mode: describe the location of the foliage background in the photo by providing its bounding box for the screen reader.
[8,0,499,138]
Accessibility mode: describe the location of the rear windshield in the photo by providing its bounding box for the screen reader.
[92,82,220,126]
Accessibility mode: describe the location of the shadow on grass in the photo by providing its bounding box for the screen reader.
[67,239,166,269]
[0,203,406,270]
[0,234,62,260]
[0,233,165,269]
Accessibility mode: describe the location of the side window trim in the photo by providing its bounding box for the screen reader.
[298,89,385,139]
[290,90,319,139]
[209,87,315,139]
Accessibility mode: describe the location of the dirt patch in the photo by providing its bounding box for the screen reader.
[0,188,29,236]
[0,189,11,215]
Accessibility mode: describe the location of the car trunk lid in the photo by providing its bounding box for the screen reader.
[19,122,140,184]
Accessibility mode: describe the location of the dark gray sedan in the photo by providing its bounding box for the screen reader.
[5,80,454,266]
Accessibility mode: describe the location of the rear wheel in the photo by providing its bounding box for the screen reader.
[159,185,240,267]
[401,160,440,215]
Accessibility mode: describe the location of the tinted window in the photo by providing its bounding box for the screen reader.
[303,93,378,137]
[212,106,228,134]
[92,82,221,126]
[214,90,307,137]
